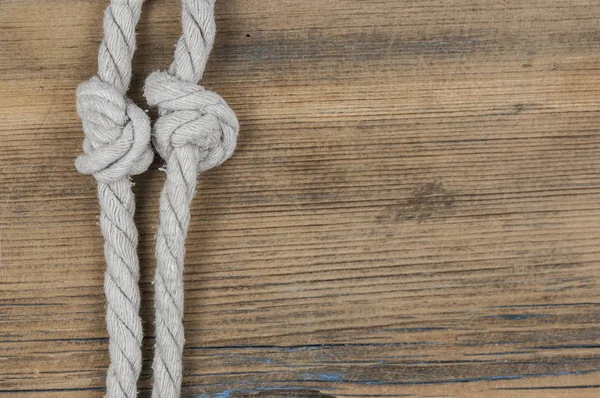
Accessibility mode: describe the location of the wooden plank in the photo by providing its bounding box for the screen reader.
[1,0,599,397]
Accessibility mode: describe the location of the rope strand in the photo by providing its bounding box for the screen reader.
[75,1,152,397]
[144,1,239,396]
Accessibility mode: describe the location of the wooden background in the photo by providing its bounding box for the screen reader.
[1,0,600,397]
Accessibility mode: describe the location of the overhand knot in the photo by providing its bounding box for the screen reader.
[75,77,153,183]
[144,71,239,172]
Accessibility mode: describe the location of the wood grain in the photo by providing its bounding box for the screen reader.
[1,0,600,397]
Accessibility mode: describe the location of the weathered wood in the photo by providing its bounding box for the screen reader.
[1,0,600,397]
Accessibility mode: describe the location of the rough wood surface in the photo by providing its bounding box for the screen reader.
[1,0,600,397]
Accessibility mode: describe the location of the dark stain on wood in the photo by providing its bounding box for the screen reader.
[378,181,455,222]
[403,182,456,221]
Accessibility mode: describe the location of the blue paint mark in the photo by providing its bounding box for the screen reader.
[491,314,549,320]
[213,392,233,398]
[195,368,598,396]
[197,392,233,398]
[489,302,600,309]
[374,327,448,333]
[486,375,524,381]
[242,356,275,365]
[198,386,315,398]
[350,369,600,386]
[536,344,600,350]
[463,350,535,356]
[316,373,344,382]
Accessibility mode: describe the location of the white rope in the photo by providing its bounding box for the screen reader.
[75,1,153,397]
[76,1,236,396]
[144,1,239,397]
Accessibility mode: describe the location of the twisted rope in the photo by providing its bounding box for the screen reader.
[75,1,152,397]
[144,1,239,397]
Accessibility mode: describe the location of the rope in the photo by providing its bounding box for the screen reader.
[75,1,153,398]
[76,1,236,396]
[144,1,239,397]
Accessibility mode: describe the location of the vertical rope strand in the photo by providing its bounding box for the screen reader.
[75,1,153,397]
[151,147,198,398]
[144,1,239,396]
[98,179,144,398]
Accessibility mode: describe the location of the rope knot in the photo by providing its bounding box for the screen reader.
[75,77,153,184]
[144,71,238,172]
